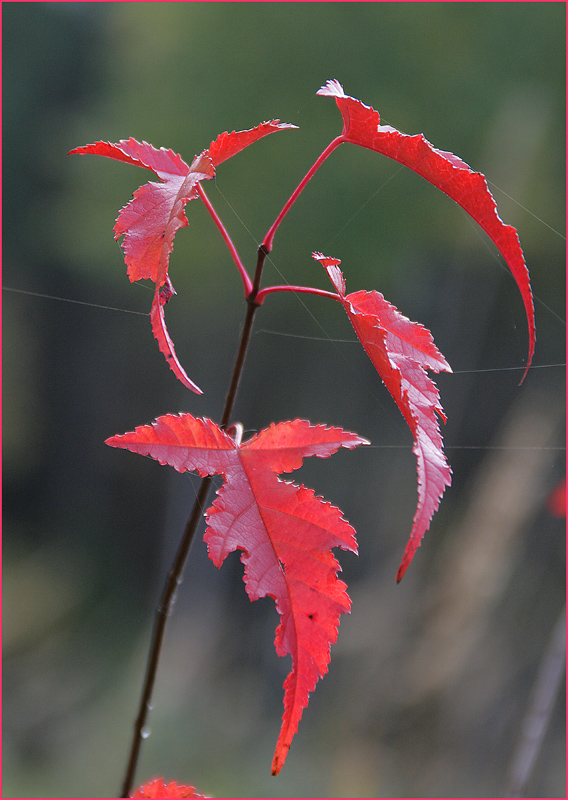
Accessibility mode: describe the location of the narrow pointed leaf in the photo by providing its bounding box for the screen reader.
[150,283,203,394]
[106,414,368,773]
[314,253,452,581]
[318,80,535,381]
[69,138,190,177]
[207,120,297,166]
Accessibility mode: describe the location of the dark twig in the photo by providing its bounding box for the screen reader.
[120,245,267,797]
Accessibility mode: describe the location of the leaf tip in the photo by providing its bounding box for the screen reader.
[151,292,204,394]
[275,121,299,130]
[317,79,345,98]
[518,356,533,386]
[271,746,288,776]
[312,252,345,296]
[396,561,408,584]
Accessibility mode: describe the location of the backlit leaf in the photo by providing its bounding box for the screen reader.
[70,123,294,392]
[314,252,452,581]
[318,79,535,382]
[106,415,368,774]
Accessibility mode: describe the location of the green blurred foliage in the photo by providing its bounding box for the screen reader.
[3,3,565,798]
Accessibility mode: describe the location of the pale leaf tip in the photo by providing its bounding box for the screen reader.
[312,252,345,296]
[317,79,345,98]
[273,121,299,130]
[311,251,341,267]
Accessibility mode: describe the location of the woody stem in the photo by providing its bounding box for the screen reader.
[120,246,265,798]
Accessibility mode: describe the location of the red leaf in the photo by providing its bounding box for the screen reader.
[150,283,203,394]
[115,149,214,287]
[70,140,213,393]
[131,778,206,798]
[70,140,214,285]
[70,125,295,285]
[70,124,295,393]
[207,120,297,166]
[69,138,190,175]
[318,80,535,382]
[313,253,452,581]
[106,415,368,774]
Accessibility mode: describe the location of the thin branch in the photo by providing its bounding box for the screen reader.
[219,286,261,430]
[120,476,213,797]
[120,248,265,797]
[198,183,253,296]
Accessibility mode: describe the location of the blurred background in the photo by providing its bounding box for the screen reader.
[3,3,565,797]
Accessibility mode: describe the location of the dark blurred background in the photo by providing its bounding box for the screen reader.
[3,3,565,797]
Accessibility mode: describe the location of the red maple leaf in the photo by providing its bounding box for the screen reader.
[131,777,206,798]
[69,140,214,287]
[313,253,452,582]
[106,415,368,774]
[317,79,535,382]
[69,122,295,393]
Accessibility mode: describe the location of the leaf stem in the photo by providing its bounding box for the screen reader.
[220,276,261,429]
[198,183,253,296]
[256,284,340,306]
[262,136,345,253]
[120,247,265,797]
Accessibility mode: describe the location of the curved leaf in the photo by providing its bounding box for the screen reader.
[70,140,214,394]
[150,283,203,395]
[106,414,368,774]
[317,79,535,382]
[70,125,295,393]
[314,253,452,581]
